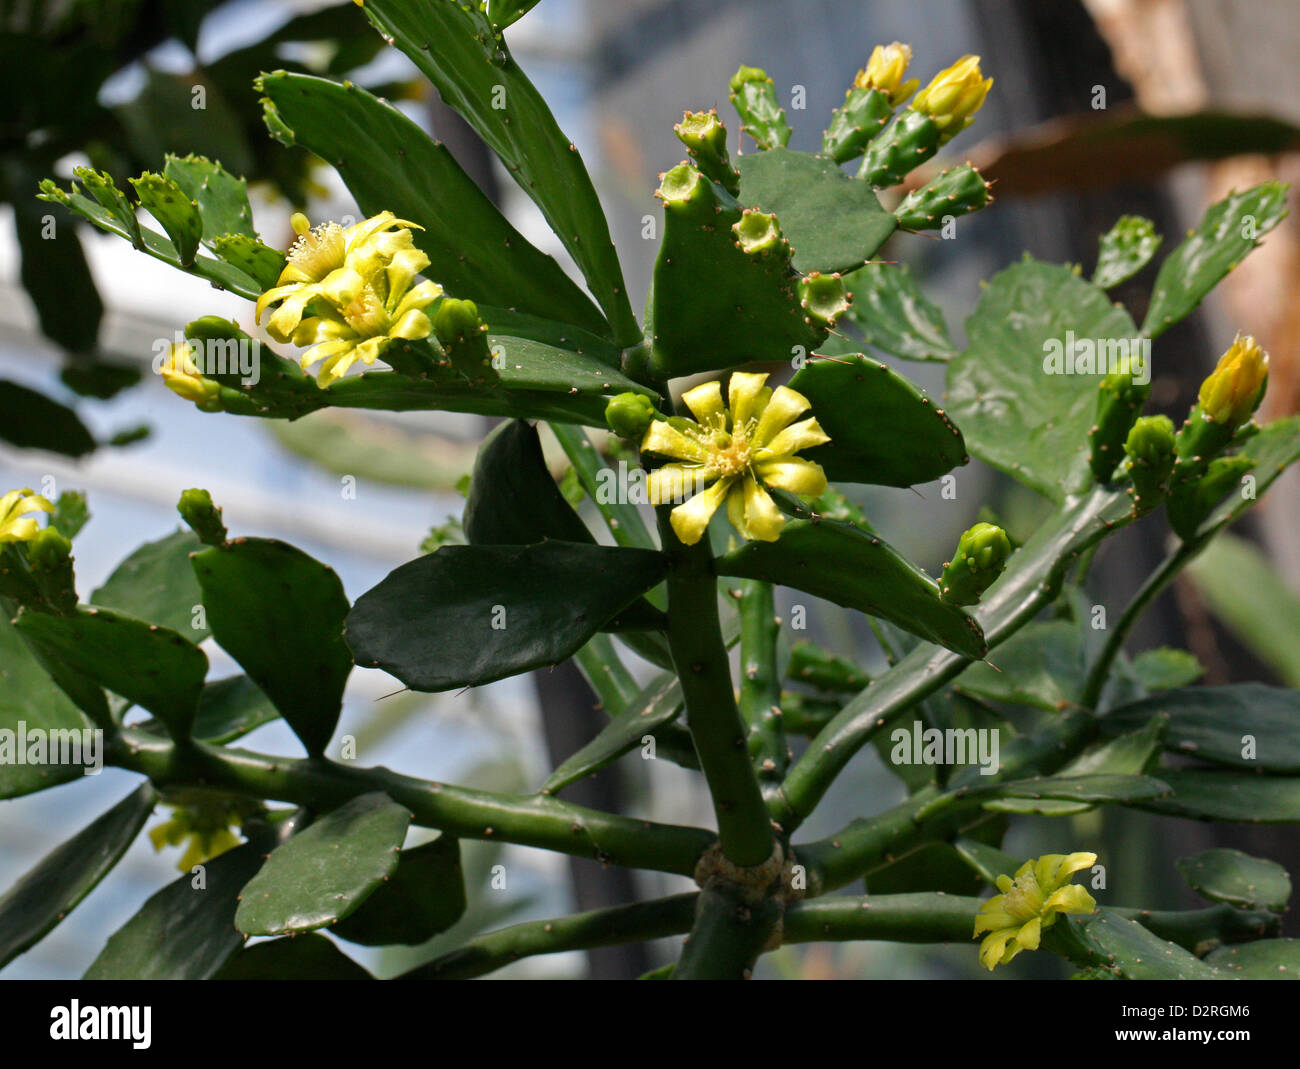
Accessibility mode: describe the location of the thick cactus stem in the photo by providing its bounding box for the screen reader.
[893,163,992,231]
[940,522,1011,606]
[26,527,77,614]
[1089,361,1151,482]
[675,109,740,195]
[1122,415,1176,515]
[857,108,942,188]
[729,65,792,150]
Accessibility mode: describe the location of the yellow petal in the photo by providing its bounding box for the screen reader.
[642,420,710,463]
[390,309,432,341]
[1015,915,1042,950]
[669,478,731,545]
[1044,884,1096,917]
[681,380,725,426]
[647,465,714,505]
[753,385,812,446]
[320,265,367,307]
[755,457,827,498]
[728,371,770,429]
[741,478,785,542]
[979,927,1016,970]
[393,279,443,320]
[759,416,831,459]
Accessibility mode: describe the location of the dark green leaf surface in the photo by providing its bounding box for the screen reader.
[357,0,637,343]
[1065,908,1221,979]
[192,538,352,756]
[1177,848,1291,912]
[715,516,985,658]
[347,542,668,691]
[91,529,209,641]
[542,672,682,794]
[332,834,466,946]
[1130,647,1204,691]
[1103,684,1300,772]
[734,148,897,274]
[956,620,1083,711]
[789,354,967,487]
[1142,183,1288,337]
[840,262,958,363]
[215,933,373,979]
[1135,769,1300,822]
[0,782,155,968]
[235,793,411,936]
[16,606,207,740]
[258,72,608,335]
[0,380,95,457]
[85,826,291,979]
[1199,417,1300,538]
[1206,938,1300,978]
[947,259,1140,500]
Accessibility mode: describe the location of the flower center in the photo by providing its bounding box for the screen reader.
[710,428,753,478]
[288,222,346,281]
[341,288,389,334]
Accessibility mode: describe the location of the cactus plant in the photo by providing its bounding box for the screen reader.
[11,4,1300,986]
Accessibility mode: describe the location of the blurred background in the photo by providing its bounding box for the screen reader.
[1,0,1297,979]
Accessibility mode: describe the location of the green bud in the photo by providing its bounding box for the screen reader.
[857,108,942,188]
[893,164,991,230]
[605,392,657,440]
[178,488,227,546]
[940,522,1012,606]
[1089,360,1151,482]
[1122,415,1176,515]
[728,65,791,150]
[1167,454,1256,541]
[674,110,739,194]
[432,298,496,383]
[798,272,851,327]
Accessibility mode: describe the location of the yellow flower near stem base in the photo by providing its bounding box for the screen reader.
[641,372,830,546]
[0,488,54,543]
[255,211,422,343]
[973,852,1098,970]
[149,803,246,873]
[290,245,442,384]
[911,54,993,142]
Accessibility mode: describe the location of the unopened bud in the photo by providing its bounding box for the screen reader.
[911,55,992,143]
[1123,415,1176,515]
[854,42,920,107]
[178,488,227,546]
[1198,333,1268,430]
[605,392,657,441]
[940,522,1011,605]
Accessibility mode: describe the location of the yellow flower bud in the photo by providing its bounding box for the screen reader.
[911,54,993,141]
[0,488,54,543]
[853,42,919,107]
[158,343,222,410]
[1197,332,1268,428]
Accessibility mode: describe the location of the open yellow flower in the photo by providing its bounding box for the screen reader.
[291,246,443,384]
[641,371,830,546]
[0,488,54,543]
[149,801,247,873]
[157,343,222,410]
[256,210,422,342]
[973,852,1097,970]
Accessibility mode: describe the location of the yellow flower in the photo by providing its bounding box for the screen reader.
[1198,332,1268,428]
[641,371,830,546]
[854,42,919,107]
[149,802,247,873]
[973,852,1097,970]
[157,343,222,410]
[0,488,54,543]
[911,55,993,142]
[292,246,443,384]
[255,210,422,343]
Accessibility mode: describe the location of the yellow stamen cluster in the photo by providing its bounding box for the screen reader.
[641,372,830,546]
[257,211,443,385]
